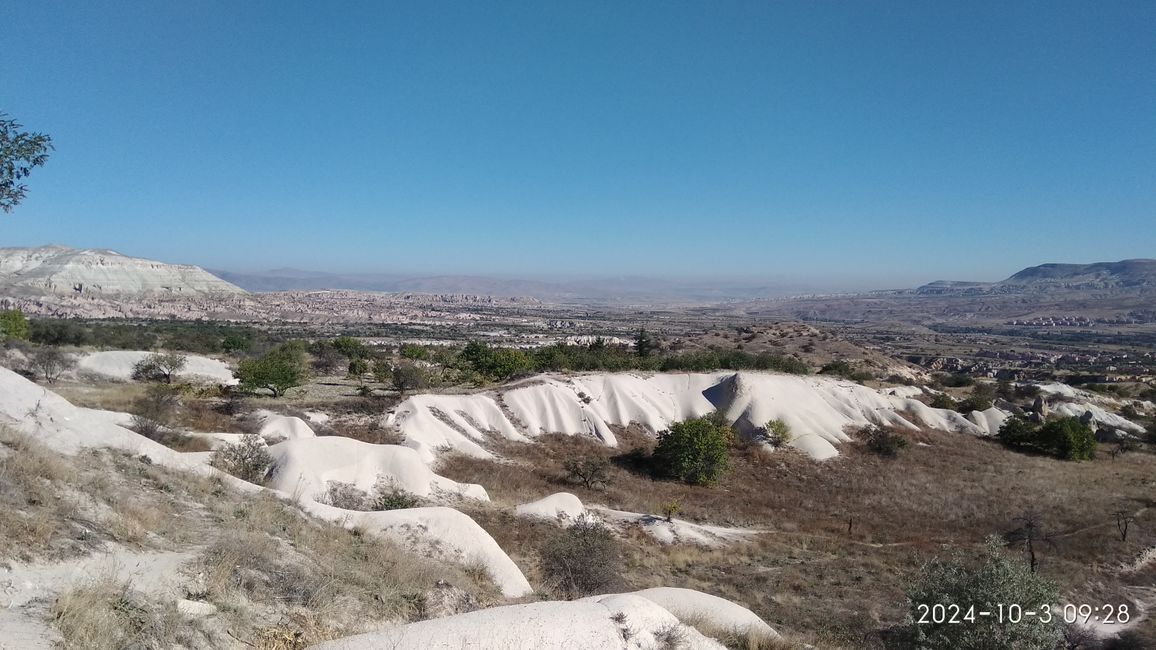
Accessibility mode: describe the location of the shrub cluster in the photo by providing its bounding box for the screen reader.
[998,416,1096,460]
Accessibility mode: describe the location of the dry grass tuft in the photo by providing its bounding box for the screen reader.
[51,572,199,650]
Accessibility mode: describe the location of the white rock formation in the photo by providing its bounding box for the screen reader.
[0,245,243,296]
[625,587,779,639]
[387,371,1007,462]
[310,594,729,650]
[515,492,589,523]
[266,437,488,503]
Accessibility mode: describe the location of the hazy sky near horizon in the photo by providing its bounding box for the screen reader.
[3,1,1154,290]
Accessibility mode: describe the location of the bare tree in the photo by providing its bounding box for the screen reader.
[563,456,611,490]
[1004,510,1057,574]
[1115,509,1136,542]
[31,347,71,384]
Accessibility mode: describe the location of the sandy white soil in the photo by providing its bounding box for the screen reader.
[310,593,731,650]
[516,492,590,523]
[78,350,237,385]
[592,507,760,547]
[266,436,488,503]
[625,587,779,638]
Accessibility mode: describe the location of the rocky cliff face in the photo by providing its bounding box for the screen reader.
[0,245,244,296]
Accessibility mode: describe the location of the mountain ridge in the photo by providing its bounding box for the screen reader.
[0,245,244,297]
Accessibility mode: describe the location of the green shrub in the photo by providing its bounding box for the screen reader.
[862,425,908,458]
[929,393,957,410]
[652,417,731,486]
[0,309,29,340]
[369,485,420,511]
[331,336,370,360]
[391,361,430,393]
[763,419,792,448]
[906,537,1061,649]
[347,357,369,378]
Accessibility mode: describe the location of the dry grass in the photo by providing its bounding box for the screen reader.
[437,427,1156,645]
[0,428,500,647]
[0,427,89,561]
[188,490,502,642]
[51,572,203,650]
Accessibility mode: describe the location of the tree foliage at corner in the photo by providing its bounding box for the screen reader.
[652,417,731,486]
[1,113,53,213]
[235,343,308,398]
[0,309,29,340]
[906,537,1061,649]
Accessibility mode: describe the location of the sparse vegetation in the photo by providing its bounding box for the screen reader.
[861,425,909,458]
[51,574,192,650]
[31,346,72,383]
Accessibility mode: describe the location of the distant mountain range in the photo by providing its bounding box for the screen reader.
[207,267,809,304]
[916,259,1156,295]
[2,246,1151,305]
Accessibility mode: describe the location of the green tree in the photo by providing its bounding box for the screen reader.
[235,343,308,397]
[906,537,1061,649]
[999,416,1096,461]
[1038,417,1096,461]
[1,113,53,213]
[0,309,29,340]
[331,336,369,359]
[652,417,731,486]
[997,416,1037,449]
[634,328,658,358]
[347,357,369,378]
[132,352,187,384]
[399,344,429,360]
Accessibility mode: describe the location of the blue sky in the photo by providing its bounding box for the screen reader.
[3,1,1154,289]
